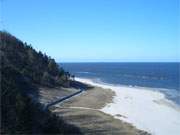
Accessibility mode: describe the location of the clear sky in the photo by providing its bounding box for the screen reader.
[1,0,179,62]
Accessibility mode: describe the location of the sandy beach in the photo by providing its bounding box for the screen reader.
[38,77,180,135]
[50,85,149,135]
[39,83,149,134]
[76,78,180,135]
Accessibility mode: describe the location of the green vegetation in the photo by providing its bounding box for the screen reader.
[1,31,70,87]
[0,31,81,134]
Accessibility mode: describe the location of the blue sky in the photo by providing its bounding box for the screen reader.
[1,0,179,62]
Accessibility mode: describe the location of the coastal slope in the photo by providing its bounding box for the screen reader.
[0,31,81,134]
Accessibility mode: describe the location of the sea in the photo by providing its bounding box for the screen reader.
[61,62,180,105]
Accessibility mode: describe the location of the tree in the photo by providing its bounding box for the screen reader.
[1,31,82,134]
[41,72,54,87]
[71,74,75,81]
[48,59,59,75]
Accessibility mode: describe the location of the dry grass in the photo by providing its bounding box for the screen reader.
[47,85,150,135]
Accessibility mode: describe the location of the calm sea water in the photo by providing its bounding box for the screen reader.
[60,63,180,104]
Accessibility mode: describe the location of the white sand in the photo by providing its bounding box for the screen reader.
[76,77,180,135]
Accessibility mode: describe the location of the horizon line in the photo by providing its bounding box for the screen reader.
[59,61,180,63]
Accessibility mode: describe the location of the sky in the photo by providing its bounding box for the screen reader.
[1,0,179,62]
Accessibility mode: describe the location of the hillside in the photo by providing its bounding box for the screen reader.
[1,31,70,87]
[0,31,81,134]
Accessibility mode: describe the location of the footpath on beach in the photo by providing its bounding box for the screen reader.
[44,89,84,110]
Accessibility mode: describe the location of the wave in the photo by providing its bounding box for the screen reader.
[117,74,167,80]
[76,71,94,74]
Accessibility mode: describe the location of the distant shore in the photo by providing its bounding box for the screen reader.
[76,77,180,135]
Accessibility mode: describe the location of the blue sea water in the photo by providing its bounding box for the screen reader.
[60,63,180,105]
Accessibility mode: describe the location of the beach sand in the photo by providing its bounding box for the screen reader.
[76,78,180,135]
[46,85,149,135]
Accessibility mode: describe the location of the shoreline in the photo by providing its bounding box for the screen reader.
[75,77,180,135]
[49,83,149,134]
